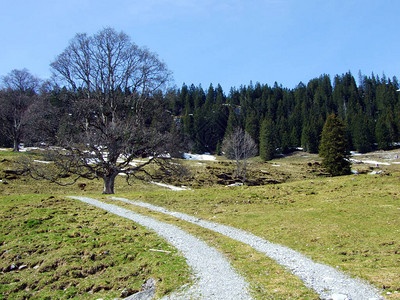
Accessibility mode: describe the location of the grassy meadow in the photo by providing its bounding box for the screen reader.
[1,149,399,299]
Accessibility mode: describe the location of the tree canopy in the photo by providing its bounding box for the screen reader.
[319,114,351,176]
[19,28,178,194]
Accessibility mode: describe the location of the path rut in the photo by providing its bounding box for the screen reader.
[69,196,252,300]
[111,197,382,300]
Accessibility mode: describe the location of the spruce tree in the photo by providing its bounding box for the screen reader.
[259,118,276,161]
[319,114,351,176]
[375,115,391,150]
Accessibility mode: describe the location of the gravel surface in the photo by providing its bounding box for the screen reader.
[112,197,383,300]
[69,196,252,300]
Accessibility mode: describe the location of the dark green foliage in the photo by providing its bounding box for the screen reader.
[301,123,319,153]
[259,118,276,161]
[1,66,400,157]
[352,114,374,153]
[375,115,391,150]
[319,114,351,176]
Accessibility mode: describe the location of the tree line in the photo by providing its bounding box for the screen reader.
[1,70,399,159]
[1,32,399,160]
[169,72,400,158]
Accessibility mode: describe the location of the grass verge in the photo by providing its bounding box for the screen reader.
[114,171,400,298]
[0,194,191,299]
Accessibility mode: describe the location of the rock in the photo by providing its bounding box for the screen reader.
[7,263,17,272]
[120,288,138,298]
[18,265,28,270]
[124,278,157,300]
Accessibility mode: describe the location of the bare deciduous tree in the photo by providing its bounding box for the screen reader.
[0,69,41,151]
[22,28,180,194]
[222,127,258,182]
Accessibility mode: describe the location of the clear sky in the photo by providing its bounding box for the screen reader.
[1,0,399,92]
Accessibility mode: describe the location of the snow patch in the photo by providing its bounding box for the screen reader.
[33,160,52,164]
[350,159,391,166]
[183,153,216,161]
[350,151,362,156]
[226,182,243,187]
[369,170,383,175]
[151,181,189,191]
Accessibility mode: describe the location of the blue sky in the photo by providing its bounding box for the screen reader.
[1,0,399,92]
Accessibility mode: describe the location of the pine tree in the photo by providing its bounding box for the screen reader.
[224,108,239,138]
[319,114,351,176]
[259,118,276,161]
[301,123,319,153]
[352,114,374,153]
[375,115,391,150]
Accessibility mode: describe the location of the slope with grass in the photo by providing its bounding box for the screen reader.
[1,149,400,298]
[69,196,252,300]
[0,194,191,299]
[113,170,400,298]
[108,196,381,299]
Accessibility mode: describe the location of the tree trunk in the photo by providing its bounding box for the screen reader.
[103,172,118,194]
[12,139,19,152]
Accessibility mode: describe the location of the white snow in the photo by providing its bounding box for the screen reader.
[350,159,391,166]
[33,160,52,164]
[350,151,362,156]
[226,183,243,187]
[151,181,189,191]
[183,153,216,161]
[363,160,391,166]
[369,170,383,175]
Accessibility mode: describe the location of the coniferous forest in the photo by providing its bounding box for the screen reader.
[1,70,400,159]
[170,72,400,157]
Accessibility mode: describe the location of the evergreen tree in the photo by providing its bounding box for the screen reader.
[224,108,239,138]
[375,115,391,150]
[301,122,319,153]
[319,114,351,176]
[259,118,276,161]
[352,113,374,153]
[245,112,259,144]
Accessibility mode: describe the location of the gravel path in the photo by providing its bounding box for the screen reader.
[69,196,252,300]
[111,197,383,300]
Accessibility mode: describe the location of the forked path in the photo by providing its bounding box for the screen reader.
[69,196,252,300]
[111,197,383,300]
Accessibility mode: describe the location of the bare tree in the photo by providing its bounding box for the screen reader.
[22,28,179,194]
[0,69,41,151]
[222,127,258,181]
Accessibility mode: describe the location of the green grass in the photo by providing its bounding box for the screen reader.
[114,171,400,298]
[0,194,191,299]
[1,149,400,298]
[105,198,320,299]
